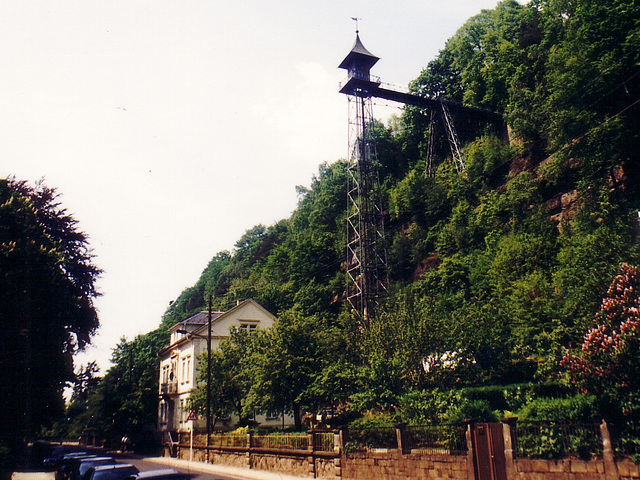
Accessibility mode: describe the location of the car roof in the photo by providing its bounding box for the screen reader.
[130,469,185,479]
[79,457,114,463]
[92,465,136,472]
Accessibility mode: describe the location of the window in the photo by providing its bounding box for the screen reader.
[185,356,191,384]
[159,401,168,424]
[239,321,259,333]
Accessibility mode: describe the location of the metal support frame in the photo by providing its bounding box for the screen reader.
[426,108,437,177]
[440,100,465,173]
[345,91,388,326]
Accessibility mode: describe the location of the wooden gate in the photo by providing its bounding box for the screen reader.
[471,423,507,480]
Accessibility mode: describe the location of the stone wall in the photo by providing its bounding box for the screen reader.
[616,459,640,480]
[250,453,309,478]
[513,457,640,480]
[343,451,469,480]
[176,445,341,479]
[170,423,640,480]
[207,451,247,469]
[514,458,606,480]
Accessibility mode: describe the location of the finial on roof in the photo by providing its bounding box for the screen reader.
[351,17,361,34]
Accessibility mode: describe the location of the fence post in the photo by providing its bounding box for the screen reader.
[308,430,317,478]
[501,418,517,480]
[601,420,620,480]
[246,431,252,469]
[465,422,476,480]
[205,432,209,463]
[395,423,408,455]
[334,429,342,478]
[340,425,349,451]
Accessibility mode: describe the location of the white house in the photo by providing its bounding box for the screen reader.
[157,299,292,433]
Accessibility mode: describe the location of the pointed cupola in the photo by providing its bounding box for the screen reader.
[338,33,381,95]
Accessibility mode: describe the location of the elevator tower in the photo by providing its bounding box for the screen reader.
[338,31,503,323]
[338,32,388,325]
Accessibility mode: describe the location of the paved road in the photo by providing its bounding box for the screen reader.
[119,455,245,480]
[115,453,308,480]
[12,452,308,480]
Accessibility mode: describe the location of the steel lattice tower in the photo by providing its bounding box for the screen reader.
[337,31,503,323]
[339,32,388,325]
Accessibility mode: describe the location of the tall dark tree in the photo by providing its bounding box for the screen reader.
[0,178,100,463]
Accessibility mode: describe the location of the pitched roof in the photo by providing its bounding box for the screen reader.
[190,298,276,337]
[338,33,379,70]
[172,310,224,329]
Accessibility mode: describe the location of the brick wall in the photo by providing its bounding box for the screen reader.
[616,459,640,480]
[514,458,606,480]
[343,451,469,480]
[250,453,309,477]
[513,457,640,480]
[171,423,640,480]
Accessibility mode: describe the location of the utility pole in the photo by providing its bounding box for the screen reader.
[207,294,212,441]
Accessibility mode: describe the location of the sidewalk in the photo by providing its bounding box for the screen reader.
[143,455,311,480]
[11,474,54,480]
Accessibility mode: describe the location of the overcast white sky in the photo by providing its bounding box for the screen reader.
[1,0,511,372]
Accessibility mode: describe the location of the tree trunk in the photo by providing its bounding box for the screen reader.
[293,403,302,431]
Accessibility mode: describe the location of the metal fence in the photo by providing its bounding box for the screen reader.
[252,433,309,450]
[313,431,336,452]
[512,422,602,459]
[347,426,398,450]
[405,424,468,455]
[208,433,246,447]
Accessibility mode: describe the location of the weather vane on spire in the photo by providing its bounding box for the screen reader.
[351,17,361,33]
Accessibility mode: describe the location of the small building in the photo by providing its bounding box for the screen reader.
[157,299,291,434]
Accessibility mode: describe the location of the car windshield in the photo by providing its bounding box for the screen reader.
[93,467,139,480]
[79,460,115,477]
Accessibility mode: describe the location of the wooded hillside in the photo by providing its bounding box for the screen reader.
[67,0,640,448]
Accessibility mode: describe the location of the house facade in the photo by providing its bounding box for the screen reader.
[157,298,290,433]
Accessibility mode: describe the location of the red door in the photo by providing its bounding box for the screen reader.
[472,423,507,480]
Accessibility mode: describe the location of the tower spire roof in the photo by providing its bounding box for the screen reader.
[338,33,379,71]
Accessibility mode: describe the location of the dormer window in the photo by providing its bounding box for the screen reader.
[239,321,259,333]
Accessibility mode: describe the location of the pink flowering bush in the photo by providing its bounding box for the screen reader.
[563,264,640,432]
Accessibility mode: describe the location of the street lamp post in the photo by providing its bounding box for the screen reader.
[176,294,213,443]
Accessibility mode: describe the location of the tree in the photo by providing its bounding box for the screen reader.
[563,264,640,414]
[188,328,254,428]
[244,312,330,430]
[0,178,101,461]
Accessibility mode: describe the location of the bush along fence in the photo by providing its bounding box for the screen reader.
[167,421,640,480]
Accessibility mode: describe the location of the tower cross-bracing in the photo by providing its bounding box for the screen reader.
[339,32,388,325]
[338,31,503,323]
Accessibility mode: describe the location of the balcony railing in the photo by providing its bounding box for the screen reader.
[339,71,381,91]
[160,381,178,394]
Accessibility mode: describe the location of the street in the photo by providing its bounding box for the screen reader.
[115,453,306,480]
[12,452,307,480]
[118,455,242,480]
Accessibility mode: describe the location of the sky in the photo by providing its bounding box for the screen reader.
[1,0,511,372]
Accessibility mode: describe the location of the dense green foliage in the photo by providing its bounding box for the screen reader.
[0,179,101,464]
[68,0,639,447]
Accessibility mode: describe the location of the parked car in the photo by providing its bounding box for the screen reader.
[125,469,188,480]
[47,451,92,469]
[83,464,139,480]
[55,454,97,480]
[66,456,116,480]
[42,446,70,469]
